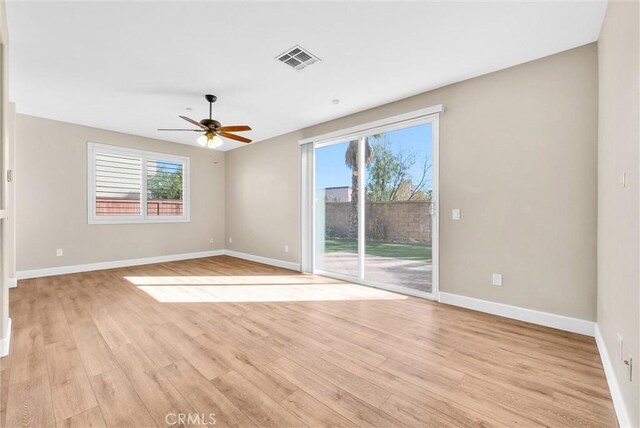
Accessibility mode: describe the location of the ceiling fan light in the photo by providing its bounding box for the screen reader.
[197,134,208,146]
[207,134,224,149]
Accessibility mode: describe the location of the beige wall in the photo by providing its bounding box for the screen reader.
[226,130,302,262]
[226,43,598,321]
[597,1,640,425]
[16,115,225,271]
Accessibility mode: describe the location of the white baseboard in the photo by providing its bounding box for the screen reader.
[595,324,632,427]
[438,292,595,336]
[8,277,16,288]
[16,250,226,279]
[224,250,301,271]
[14,249,300,280]
[0,318,12,357]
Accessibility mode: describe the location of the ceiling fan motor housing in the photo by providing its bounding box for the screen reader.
[201,119,221,129]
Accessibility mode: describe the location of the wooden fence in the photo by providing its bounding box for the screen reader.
[96,198,183,216]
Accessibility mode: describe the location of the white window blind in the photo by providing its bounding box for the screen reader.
[95,152,142,216]
[88,143,190,224]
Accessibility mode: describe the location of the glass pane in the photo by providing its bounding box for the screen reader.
[95,152,142,216]
[364,123,433,293]
[146,160,184,216]
[314,140,359,277]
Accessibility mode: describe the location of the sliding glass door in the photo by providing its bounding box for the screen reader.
[363,124,434,294]
[314,140,359,277]
[312,116,438,298]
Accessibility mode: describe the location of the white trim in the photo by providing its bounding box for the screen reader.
[0,318,11,357]
[15,249,301,281]
[438,292,595,336]
[224,250,301,271]
[300,143,314,273]
[310,140,317,274]
[357,136,365,280]
[7,277,16,288]
[298,104,444,146]
[87,142,191,225]
[16,250,225,279]
[595,324,632,427]
[431,116,440,299]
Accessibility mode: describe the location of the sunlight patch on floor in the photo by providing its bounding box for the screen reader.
[134,282,407,303]
[125,275,341,286]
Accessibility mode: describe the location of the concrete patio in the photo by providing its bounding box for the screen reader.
[317,251,432,293]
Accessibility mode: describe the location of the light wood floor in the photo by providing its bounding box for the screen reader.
[0,256,616,427]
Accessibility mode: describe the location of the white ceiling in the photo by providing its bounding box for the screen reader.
[7,1,607,151]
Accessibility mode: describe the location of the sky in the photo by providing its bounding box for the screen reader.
[315,122,433,190]
[155,160,182,174]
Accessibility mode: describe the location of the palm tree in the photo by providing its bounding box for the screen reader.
[344,139,374,238]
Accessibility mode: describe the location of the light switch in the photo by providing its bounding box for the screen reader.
[452,209,461,220]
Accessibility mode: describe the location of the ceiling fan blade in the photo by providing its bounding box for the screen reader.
[179,115,209,130]
[157,128,203,132]
[218,125,251,132]
[219,132,252,143]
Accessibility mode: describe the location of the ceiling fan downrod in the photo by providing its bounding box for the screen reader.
[205,94,217,120]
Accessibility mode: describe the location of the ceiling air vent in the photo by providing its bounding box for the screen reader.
[276,45,320,71]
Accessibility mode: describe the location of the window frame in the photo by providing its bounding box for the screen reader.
[87,142,190,224]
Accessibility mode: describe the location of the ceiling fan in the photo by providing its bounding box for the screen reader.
[158,94,252,149]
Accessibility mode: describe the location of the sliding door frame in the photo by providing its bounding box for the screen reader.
[301,106,442,300]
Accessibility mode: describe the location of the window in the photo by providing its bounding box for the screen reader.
[88,143,189,224]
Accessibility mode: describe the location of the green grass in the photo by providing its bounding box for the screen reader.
[325,239,431,262]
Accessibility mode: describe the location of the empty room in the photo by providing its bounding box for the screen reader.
[0,0,638,427]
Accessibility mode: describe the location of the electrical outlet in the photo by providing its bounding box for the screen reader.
[617,333,624,361]
[209,238,214,244]
[492,273,503,286]
[452,209,461,220]
[228,237,232,244]
[56,248,64,257]
[284,245,289,253]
